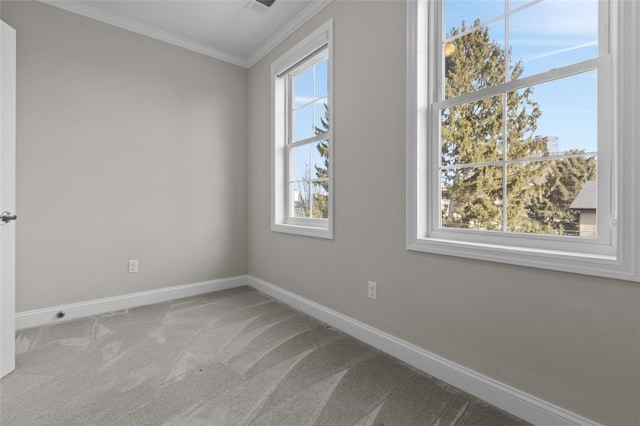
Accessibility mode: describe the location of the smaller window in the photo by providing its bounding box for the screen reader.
[271,20,333,238]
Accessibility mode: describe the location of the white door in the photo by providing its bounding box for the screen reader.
[0,19,17,379]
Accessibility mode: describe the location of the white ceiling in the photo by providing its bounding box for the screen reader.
[41,0,331,68]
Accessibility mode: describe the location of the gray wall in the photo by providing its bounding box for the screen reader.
[247,2,640,425]
[3,1,248,311]
[3,1,639,424]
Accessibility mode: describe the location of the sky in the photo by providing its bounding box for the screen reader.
[291,58,329,186]
[444,0,600,154]
[289,1,601,187]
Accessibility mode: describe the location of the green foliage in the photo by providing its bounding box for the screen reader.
[312,103,330,219]
[297,57,330,219]
[441,20,594,235]
[442,20,546,231]
[529,152,597,234]
[293,104,330,219]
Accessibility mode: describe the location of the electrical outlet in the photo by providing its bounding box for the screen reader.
[128,259,139,274]
[368,281,377,300]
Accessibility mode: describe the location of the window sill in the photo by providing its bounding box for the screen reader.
[407,236,638,282]
[271,223,333,239]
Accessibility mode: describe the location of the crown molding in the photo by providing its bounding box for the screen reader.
[39,1,251,67]
[245,0,332,67]
[39,0,333,69]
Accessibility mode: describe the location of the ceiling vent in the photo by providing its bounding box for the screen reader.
[244,0,275,15]
[256,0,276,7]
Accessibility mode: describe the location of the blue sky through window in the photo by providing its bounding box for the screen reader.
[291,58,329,184]
[293,59,328,144]
[444,0,599,154]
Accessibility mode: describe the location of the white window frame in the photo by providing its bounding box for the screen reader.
[407,0,640,281]
[271,20,333,239]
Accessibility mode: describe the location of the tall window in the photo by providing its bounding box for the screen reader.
[438,0,604,238]
[287,53,329,221]
[407,1,640,280]
[272,21,333,239]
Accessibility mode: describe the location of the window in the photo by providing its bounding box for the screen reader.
[271,20,333,239]
[407,1,640,280]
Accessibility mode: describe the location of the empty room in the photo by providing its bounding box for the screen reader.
[0,0,638,425]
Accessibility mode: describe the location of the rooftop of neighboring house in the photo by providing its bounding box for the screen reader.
[570,180,597,210]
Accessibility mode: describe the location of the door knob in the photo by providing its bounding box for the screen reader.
[1,211,17,223]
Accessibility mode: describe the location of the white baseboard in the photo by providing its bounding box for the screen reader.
[15,275,250,330]
[248,276,600,426]
[15,274,600,425]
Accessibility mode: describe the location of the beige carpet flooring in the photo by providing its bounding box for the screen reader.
[0,286,529,425]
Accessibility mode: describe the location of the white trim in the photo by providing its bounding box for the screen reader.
[39,1,248,67]
[434,57,603,111]
[15,276,250,330]
[246,0,332,68]
[271,20,334,239]
[271,222,332,239]
[617,0,640,285]
[39,0,333,69]
[10,271,604,424]
[406,0,640,282]
[248,276,601,426]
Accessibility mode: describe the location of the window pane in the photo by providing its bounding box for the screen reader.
[293,68,313,108]
[444,21,506,99]
[507,71,597,160]
[290,181,310,218]
[311,181,329,219]
[315,59,328,99]
[509,0,535,11]
[294,103,314,142]
[290,144,310,182]
[441,94,504,166]
[314,99,329,134]
[311,140,329,180]
[509,0,598,78]
[506,159,597,236]
[441,165,503,230]
[444,0,505,38]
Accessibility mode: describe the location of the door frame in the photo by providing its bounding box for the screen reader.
[1,19,17,379]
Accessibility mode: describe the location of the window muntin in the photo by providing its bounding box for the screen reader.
[442,1,600,97]
[434,0,607,240]
[287,53,330,222]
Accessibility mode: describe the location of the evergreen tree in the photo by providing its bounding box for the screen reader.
[293,104,329,219]
[441,20,547,231]
[312,103,329,218]
[530,152,597,234]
